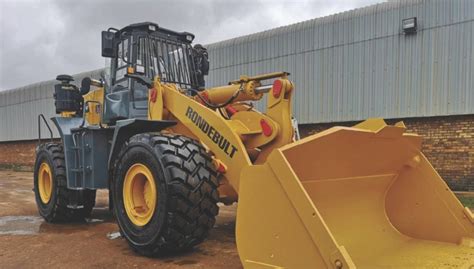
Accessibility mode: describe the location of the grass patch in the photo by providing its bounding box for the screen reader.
[455,193,474,208]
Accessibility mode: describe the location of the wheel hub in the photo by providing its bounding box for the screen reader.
[38,162,53,204]
[123,163,157,226]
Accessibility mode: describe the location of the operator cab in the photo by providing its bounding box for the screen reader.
[101,22,209,124]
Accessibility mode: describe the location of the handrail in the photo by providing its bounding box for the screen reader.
[38,114,53,143]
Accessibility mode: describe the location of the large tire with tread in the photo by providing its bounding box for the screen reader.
[113,133,220,256]
[34,143,96,222]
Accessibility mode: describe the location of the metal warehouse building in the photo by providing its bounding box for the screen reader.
[1,0,473,190]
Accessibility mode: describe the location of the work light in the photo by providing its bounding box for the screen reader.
[402,17,417,34]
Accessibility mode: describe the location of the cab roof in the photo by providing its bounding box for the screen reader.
[113,22,195,43]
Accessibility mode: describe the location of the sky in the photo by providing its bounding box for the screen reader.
[0,0,383,91]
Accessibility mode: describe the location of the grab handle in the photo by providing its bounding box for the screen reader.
[37,114,53,143]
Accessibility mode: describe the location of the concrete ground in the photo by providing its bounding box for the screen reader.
[0,171,241,269]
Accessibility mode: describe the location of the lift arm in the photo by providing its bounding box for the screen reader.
[147,72,294,194]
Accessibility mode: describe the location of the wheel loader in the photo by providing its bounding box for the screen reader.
[34,22,474,268]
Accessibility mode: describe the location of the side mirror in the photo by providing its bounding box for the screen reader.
[101,31,116,58]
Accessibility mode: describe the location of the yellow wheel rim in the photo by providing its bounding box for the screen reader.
[123,163,157,227]
[38,162,53,204]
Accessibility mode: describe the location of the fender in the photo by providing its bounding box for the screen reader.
[107,119,176,168]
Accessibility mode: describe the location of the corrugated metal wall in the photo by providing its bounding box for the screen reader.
[1,0,473,142]
[206,0,474,124]
[0,69,103,141]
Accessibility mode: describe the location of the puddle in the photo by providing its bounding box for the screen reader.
[0,214,111,236]
[0,216,43,235]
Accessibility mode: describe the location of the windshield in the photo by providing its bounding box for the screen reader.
[137,36,197,89]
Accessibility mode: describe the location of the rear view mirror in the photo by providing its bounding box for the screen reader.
[101,31,116,58]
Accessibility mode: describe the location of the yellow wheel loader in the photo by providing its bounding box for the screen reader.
[34,22,474,268]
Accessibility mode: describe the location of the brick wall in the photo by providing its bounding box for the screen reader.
[1,115,473,190]
[299,115,474,191]
[0,140,39,170]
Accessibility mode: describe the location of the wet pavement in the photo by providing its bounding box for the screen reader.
[0,171,241,269]
[0,215,43,235]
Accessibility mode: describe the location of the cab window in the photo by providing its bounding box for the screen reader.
[114,38,130,88]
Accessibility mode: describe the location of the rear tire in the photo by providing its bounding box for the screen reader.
[113,133,220,256]
[34,143,96,222]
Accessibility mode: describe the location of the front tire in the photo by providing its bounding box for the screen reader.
[34,143,96,222]
[113,133,220,256]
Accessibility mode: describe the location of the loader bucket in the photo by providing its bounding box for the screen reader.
[237,119,474,269]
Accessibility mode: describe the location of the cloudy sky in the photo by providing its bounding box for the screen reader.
[0,0,383,90]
